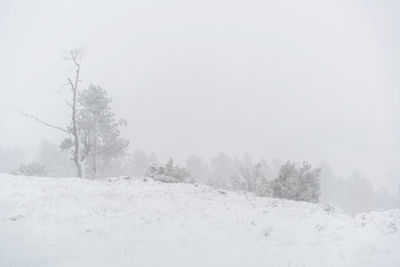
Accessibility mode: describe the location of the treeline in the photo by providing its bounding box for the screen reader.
[9,146,321,203]
[6,144,400,213]
[319,161,400,215]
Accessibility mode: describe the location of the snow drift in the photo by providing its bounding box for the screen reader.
[0,174,399,267]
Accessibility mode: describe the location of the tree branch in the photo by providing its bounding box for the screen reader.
[64,99,73,108]
[67,78,75,91]
[70,49,81,67]
[17,110,70,134]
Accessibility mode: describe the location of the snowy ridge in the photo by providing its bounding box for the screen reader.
[0,174,399,267]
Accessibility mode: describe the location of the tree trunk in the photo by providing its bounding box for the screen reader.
[93,127,97,179]
[72,96,83,178]
[71,57,84,178]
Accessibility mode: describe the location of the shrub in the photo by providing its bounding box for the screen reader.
[147,159,190,183]
[272,161,321,203]
[11,162,48,177]
[231,160,272,197]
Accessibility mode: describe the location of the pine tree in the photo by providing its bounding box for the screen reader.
[272,161,321,203]
[61,85,129,178]
[147,159,190,183]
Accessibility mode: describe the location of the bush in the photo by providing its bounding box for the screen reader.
[11,162,48,177]
[272,161,321,203]
[231,160,272,197]
[147,159,190,183]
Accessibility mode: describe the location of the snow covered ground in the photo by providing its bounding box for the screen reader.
[0,174,399,267]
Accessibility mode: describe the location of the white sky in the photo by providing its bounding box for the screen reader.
[1,0,399,188]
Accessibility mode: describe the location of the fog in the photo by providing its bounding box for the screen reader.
[1,1,400,266]
[1,0,399,192]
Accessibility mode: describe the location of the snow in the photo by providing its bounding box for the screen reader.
[0,174,399,267]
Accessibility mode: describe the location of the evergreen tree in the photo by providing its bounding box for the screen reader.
[147,159,190,183]
[61,85,129,178]
[272,161,321,203]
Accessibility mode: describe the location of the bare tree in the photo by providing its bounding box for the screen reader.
[231,156,271,196]
[65,48,84,178]
[19,48,85,178]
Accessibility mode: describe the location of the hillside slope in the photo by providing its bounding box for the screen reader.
[0,174,399,267]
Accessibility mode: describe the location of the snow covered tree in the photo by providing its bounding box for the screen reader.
[147,159,190,183]
[61,85,129,178]
[231,155,272,196]
[272,161,321,203]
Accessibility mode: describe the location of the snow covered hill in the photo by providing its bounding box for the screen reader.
[0,174,399,267]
